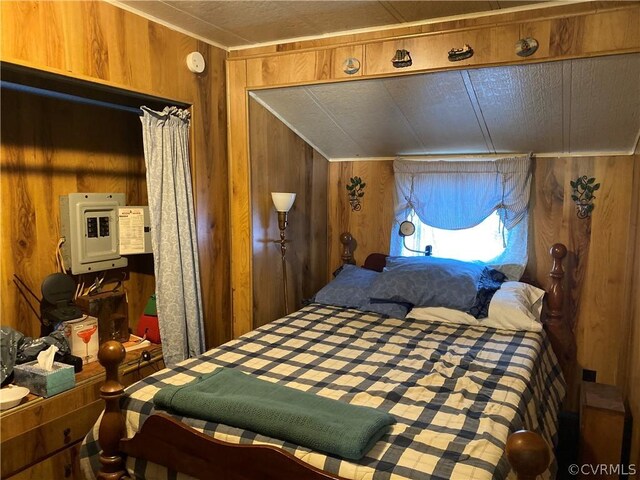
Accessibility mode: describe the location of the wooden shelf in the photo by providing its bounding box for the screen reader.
[3,343,163,410]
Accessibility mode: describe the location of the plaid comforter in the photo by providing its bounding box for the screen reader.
[81,304,565,480]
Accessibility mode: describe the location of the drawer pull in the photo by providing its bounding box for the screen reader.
[63,427,71,443]
[64,463,72,477]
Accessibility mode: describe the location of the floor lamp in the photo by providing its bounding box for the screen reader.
[271,192,296,315]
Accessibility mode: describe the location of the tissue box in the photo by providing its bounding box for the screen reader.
[13,361,75,397]
[61,316,99,364]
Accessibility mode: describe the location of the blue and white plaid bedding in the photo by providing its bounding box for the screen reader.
[81,304,565,480]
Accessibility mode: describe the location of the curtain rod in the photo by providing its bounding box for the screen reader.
[0,80,144,116]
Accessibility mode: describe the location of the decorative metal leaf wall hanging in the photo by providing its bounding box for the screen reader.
[570,175,600,219]
[346,176,366,211]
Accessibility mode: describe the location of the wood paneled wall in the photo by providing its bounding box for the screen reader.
[327,161,395,275]
[624,155,640,468]
[0,89,153,337]
[530,156,637,391]
[249,100,328,327]
[0,1,230,347]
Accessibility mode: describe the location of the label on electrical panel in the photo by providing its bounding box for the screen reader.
[118,208,145,254]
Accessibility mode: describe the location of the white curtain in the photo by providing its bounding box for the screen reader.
[140,106,205,366]
[390,155,532,279]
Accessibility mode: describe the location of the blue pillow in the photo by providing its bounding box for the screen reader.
[368,256,505,318]
[314,264,378,309]
[313,265,409,318]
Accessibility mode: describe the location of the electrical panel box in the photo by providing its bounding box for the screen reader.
[60,193,128,274]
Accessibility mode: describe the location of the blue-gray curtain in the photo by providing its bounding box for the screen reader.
[140,106,205,366]
[391,155,532,279]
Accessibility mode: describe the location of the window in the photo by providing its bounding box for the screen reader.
[401,210,506,262]
[391,156,532,279]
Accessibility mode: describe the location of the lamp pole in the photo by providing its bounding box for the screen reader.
[276,211,290,315]
[271,192,296,316]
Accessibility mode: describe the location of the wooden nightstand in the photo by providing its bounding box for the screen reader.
[579,382,626,479]
[0,344,163,479]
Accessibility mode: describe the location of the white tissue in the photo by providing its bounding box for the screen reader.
[37,345,59,371]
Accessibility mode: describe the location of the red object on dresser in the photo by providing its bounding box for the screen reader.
[136,314,161,343]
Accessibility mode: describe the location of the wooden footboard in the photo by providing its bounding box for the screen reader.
[96,240,569,480]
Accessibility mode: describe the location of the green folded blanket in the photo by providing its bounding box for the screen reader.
[152,368,395,460]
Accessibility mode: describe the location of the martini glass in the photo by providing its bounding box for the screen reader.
[77,325,98,363]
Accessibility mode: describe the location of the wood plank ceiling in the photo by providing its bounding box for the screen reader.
[250,53,640,159]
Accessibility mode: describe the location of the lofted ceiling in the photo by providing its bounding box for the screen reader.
[250,53,640,160]
[112,0,546,49]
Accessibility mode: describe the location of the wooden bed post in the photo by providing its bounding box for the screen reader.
[506,430,551,480]
[340,232,355,265]
[505,242,570,479]
[97,340,129,480]
[544,243,576,378]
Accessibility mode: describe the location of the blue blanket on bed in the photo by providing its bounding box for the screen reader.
[153,367,395,460]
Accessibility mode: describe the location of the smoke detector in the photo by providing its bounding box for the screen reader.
[186,52,205,73]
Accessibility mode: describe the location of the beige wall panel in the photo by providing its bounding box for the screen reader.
[550,8,640,59]
[530,156,636,394]
[327,161,395,273]
[227,60,253,338]
[327,163,352,277]
[581,9,640,55]
[624,156,640,468]
[249,100,328,328]
[193,42,232,346]
[1,1,230,348]
[529,158,570,277]
[246,52,318,88]
[573,157,634,385]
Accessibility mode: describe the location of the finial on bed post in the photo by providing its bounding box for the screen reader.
[97,340,128,480]
[340,232,355,265]
[506,430,551,480]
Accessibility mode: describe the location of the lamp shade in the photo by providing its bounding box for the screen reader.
[271,192,296,212]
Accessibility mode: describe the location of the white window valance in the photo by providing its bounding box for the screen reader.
[391,155,532,280]
[393,155,532,231]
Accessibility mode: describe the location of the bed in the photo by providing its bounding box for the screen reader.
[81,235,573,480]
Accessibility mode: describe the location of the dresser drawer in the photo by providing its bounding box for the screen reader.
[1,400,103,477]
[8,442,82,480]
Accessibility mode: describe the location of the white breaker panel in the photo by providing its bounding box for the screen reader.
[60,193,128,274]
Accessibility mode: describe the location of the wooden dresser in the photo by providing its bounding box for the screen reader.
[0,345,163,479]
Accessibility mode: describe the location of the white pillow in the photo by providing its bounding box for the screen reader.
[406,282,546,332]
